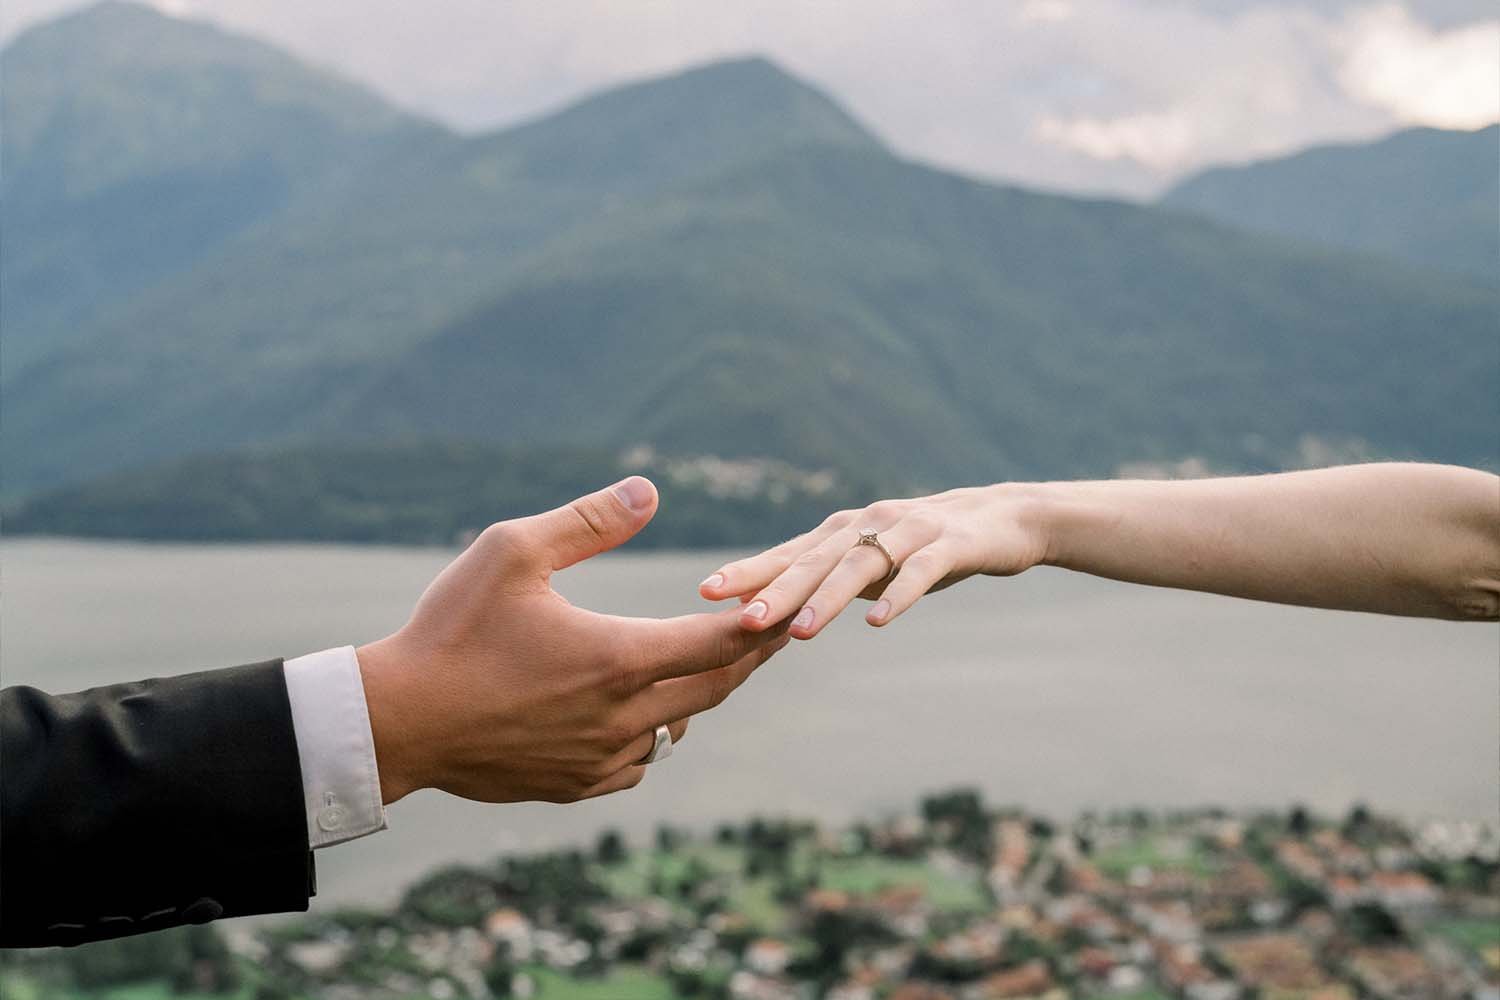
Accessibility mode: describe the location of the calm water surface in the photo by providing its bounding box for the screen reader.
[3,538,1496,906]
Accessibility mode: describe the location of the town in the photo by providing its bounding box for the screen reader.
[4,794,1497,1000]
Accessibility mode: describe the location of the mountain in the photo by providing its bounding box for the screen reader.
[0,1,440,371]
[3,441,880,546]
[3,3,1496,511]
[1162,125,1500,280]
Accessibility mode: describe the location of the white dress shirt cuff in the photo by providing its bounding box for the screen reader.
[283,646,388,848]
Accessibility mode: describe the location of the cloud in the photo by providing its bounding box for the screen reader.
[1020,0,1076,24]
[1,1,1493,196]
[1035,111,1197,171]
[1338,3,1500,127]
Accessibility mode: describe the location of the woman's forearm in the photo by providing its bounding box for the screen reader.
[1030,463,1500,620]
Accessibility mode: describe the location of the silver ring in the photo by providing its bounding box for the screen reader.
[855,529,897,580]
[637,724,674,765]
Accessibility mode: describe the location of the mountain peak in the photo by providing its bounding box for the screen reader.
[499,53,883,157]
[2,1,418,174]
[456,53,884,198]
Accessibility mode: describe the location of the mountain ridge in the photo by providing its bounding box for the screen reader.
[3,2,1495,507]
[1162,123,1499,279]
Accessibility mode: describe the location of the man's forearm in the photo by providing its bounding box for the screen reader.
[1032,463,1500,620]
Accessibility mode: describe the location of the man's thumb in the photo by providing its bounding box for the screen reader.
[532,476,658,571]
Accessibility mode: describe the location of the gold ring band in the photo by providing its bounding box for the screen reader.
[855,529,897,581]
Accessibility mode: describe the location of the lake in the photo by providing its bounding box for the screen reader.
[3,538,1496,907]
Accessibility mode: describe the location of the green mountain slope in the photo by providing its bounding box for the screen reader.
[3,442,881,547]
[332,144,1498,484]
[0,1,440,371]
[3,4,1495,508]
[1161,124,1499,280]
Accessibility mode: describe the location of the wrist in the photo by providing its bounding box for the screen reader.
[355,636,426,805]
[988,480,1083,570]
[1021,480,1110,570]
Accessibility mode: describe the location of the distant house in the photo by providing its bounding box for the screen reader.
[1214,932,1338,994]
[744,938,792,976]
[483,908,534,962]
[971,959,1054,998]
[1366,871,1439,912]
[1346,947,1453,1000]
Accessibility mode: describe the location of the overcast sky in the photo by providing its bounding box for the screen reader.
[3,0,1496,196]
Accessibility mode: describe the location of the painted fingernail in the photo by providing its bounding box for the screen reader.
[869,599,892,623]
[792,606,816,631]
[700,573,725,591]
[742,600,769,622]
[612,476,654,512]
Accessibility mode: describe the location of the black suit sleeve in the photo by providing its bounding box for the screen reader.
[1,659,314,947]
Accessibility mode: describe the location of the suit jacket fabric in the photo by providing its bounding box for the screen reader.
[1,659,313,947]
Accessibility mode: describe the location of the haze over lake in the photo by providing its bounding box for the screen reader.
[4,538,1496,906]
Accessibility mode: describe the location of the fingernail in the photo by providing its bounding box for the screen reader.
[792,606,815,631]
[869,599,891,623]
[612,476,654,512]
[742,600,768,622]
[700,573,725,591]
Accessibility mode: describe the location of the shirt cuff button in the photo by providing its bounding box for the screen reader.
[317,803,348,832]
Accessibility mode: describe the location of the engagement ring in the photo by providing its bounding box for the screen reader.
[855,529,897,580]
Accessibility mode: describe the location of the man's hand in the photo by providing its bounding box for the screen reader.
[356,477,789,805]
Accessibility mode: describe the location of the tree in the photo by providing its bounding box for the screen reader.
[1287,804,1312,837]
[596,828,627,866]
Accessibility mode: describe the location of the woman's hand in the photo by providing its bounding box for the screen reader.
[698,485,1052,638]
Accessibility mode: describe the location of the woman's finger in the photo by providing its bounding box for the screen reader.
[788,518,940,639]
[699,513,856,600]
[734,525,863,629]
[865,544,955,627]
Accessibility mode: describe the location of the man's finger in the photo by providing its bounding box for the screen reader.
[579,764,647,800]
[621,607,790,685]
[522,477,658,572]
[608,717,690,772]
[634,635,790,722]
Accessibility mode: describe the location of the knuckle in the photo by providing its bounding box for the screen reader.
[865,499,901,521]
[905,549,940,571]
[905,510,942,534]
[715,630,742,670]
[477,520,520,552]
[602,718,638,751]
[607,657,647,698]
[569,496,613,539]
[602,639,651,691]
[713,673,736,707]
[547,781,582,804]
[792,548,826,569]
[822,509,856,530]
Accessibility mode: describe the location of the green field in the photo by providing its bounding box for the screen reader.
[1430,917,1500,958]
[524,964,675,1000]
[0,976,261,1000]
[1091,837,1212,880]
[817,855,987,912]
